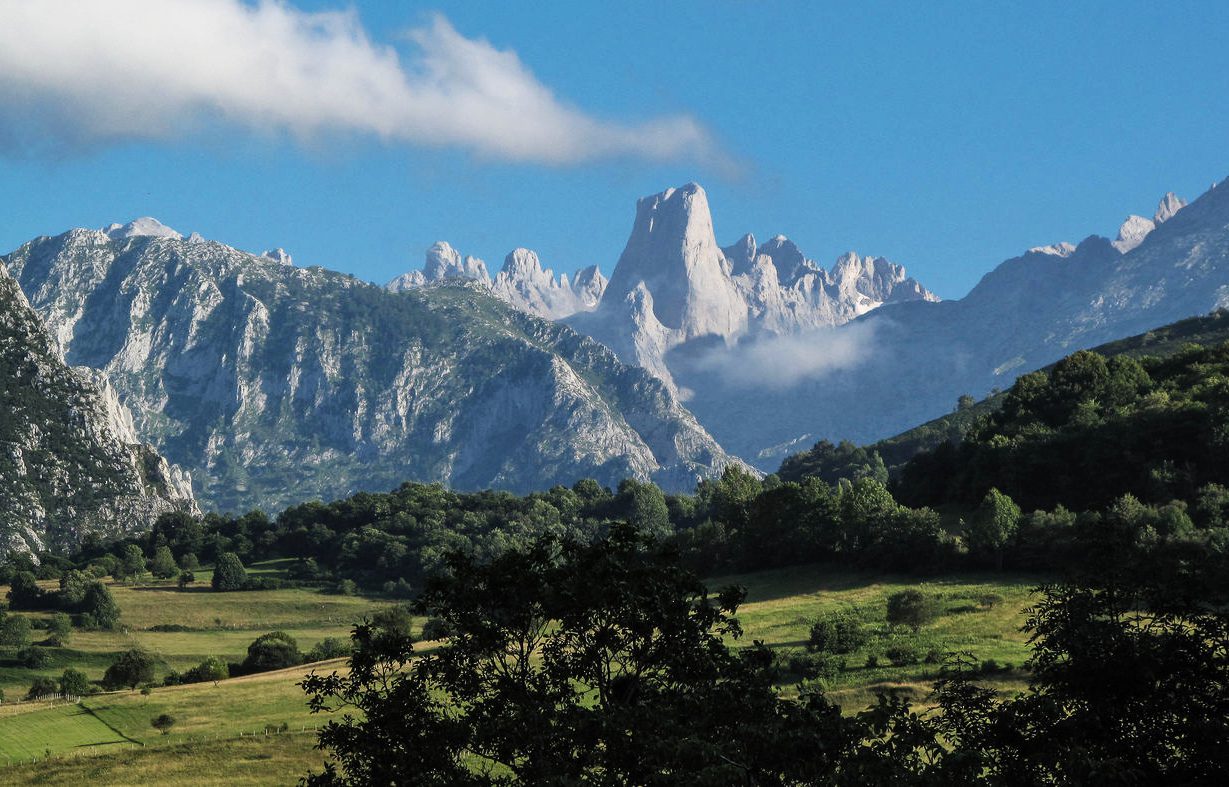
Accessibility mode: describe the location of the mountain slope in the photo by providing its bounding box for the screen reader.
[0,262,195,557]
[678,179,1229,465]
[2,226,740,512]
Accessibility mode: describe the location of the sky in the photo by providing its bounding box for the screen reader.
[1,1,1228,300]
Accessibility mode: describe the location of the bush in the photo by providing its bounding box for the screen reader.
[149,624,193,632]
[48,612,72,645]
[6,572,43,610]
[420,617,453,641]
[371,605,414,634]
[865,654,880,669]
[306,637,352,662]
[333,579,358,596]
[242,631,301,673]
[151,713,176,734]
[183,655,229,685]
[886,589,939,631]
[59,668,92,697]
[16,646,50,669]
[26,676,57,700]
[0,614,32,647]
[211,552,247,592]
[787,651,845,680]
[178,553,199,571]
[104,649,156,690]
[885,642,921,666]
[807,614,868,654]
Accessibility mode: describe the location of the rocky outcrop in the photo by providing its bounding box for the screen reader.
[388,242,607,321]
[571,183,937,395]
[3,228,741,512]
[0,262,196,558]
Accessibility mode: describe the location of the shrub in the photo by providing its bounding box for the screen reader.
[865,654,880,669]
[886,589,939,631]
[0,614,32,647]
[16,646,50,669]
[211,552,247,592]
[885,642,921,666]
[183,655,229,686]
[47,612,73,645]
[6,572,43,610]
[787,651,845,680]
[371,605,414,634]
[807,613,868,654]
[59,668,92,697]
[151,713,176,734]
[178,571,196,590]
[333,579,358,596]
[26,676,58,700]
[306,637,352,662]
[178,553,200,571]
[242,631,301,673]
[420,617,453,641]
[104,649,156,690]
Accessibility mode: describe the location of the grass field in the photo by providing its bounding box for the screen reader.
[0,561,396,699]
[0,561,1042,783]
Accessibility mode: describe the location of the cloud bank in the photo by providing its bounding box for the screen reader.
[693,321,881,390]
[0,0,719,165]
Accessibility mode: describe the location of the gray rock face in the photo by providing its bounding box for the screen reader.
[388,242,607,321]
[0,262,195,558]
[2,229,741,512]
[570,183,937,396]
[686,182,1228,468]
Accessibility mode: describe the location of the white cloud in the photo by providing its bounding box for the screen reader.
[0,1,721,165]
[693,321,881,390]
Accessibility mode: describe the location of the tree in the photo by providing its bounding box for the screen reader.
[149,545,178,579]
[614,479,672,538]
[965,488,1022,570]
[103,648,156,690]
[0,615,32,647]
[957,394,976,411]
[177,570,195,590]
[243,631,301,673]
[59,668,92,697]
[151,713,176,735]
[301,525,856,785]
[48,612,72,645]
[119,544,147,582]
[306,637,352,663]
[369,605,413,635]
[211,552,247,591]
[6,571,43,610]
[25,676,57,700]
[886,589,939,632]
[78,582,121,630]
[178,552,200,571]
[57,569,91,609]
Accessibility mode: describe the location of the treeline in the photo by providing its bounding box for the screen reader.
[8,341,1229,598]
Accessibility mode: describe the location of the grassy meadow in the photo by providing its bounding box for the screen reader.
[0,560,1041,783]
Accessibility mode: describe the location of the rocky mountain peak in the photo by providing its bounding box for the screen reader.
[600,182,746,339]
[424,241,490,283]
[102,217,182,240]
[261,248,294,266]
[1154,192,1187,224]
[1113,214,1157,254]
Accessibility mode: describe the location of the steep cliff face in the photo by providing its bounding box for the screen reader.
[571,183,937,395]
[0,262,195,558]
[3,228,740,512]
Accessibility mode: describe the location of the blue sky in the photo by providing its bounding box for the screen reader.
[1,1,1227,299]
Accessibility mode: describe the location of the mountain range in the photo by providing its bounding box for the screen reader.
[4,171,1229,556]
[1,221,739,514]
